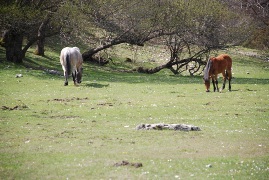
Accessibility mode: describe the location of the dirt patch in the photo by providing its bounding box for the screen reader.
[97,102,113,106]
[48,97,89,102]
[49,115,80,119]
[1,105,28,110]
[114,161,143,168]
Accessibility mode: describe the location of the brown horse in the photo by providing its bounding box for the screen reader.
[60,47,83,86]
[203,54,232,92]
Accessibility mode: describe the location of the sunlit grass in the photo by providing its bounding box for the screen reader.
[0,46,269,179]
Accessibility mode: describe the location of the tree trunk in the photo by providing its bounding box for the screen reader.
[82,39,125,61]
[35,37,45,56]
[137,64,169,74]
[35,17,50,56]
[2,30,24,63]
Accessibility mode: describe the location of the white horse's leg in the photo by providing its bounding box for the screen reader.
[64,70,68,86]
[72,71,77,85]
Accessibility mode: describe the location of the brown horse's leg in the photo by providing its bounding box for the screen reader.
[221,72,227,91]
[222,80,226,90]
[228,75,232,91]
[227,70,232,91]
[215,79,219,92]
[212,75,219,92]
[212,79,216,92]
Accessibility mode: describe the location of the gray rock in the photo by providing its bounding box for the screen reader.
[136,123,201,131]
[15,74,23,78]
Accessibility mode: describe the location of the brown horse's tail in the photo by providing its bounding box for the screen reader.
[226,56,232,79]
[66,53,71,76]
[225,70,229,79]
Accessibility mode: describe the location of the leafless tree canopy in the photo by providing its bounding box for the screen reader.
[0,0,264,73]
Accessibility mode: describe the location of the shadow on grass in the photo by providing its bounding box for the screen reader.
[23,55,60,71]
[0,48,6,62]
[1,49,268,86]
[84,83,110,88]
[232,77,269,84]
[83,71,269,85]
[3,62,269,86]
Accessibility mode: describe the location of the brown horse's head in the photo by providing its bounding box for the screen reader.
[204,79,210,92]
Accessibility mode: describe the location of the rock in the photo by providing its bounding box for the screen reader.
[136,123,201,131]
[45,69,61,75]
[48,70,59,75]
[15,74,23,78]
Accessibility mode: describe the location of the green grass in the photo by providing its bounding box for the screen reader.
[0,46,269,179]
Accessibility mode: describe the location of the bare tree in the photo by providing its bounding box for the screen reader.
[220,0,269,49]
[81,0,251,74]
[82,0,177,62]
[0,0,257,65]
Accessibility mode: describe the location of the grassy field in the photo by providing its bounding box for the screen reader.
[0,46,269,179]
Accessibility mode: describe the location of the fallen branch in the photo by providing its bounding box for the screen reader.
[136,57,207,75]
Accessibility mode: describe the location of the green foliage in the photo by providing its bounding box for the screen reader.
[0,46,269,179]
[0,3,43,32]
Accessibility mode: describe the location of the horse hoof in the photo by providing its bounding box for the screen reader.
[64,82,68,86]
[206,90,210,92]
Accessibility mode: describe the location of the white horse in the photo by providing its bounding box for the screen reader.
[60,47,83,86]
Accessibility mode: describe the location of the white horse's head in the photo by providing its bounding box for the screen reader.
[77,65,83,84]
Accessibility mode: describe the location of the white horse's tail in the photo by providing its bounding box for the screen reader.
[66,53,71,76]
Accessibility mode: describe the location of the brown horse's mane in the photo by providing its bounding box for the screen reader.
[203,59,212,81]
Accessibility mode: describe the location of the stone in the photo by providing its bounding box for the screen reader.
[136,123,201,131]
